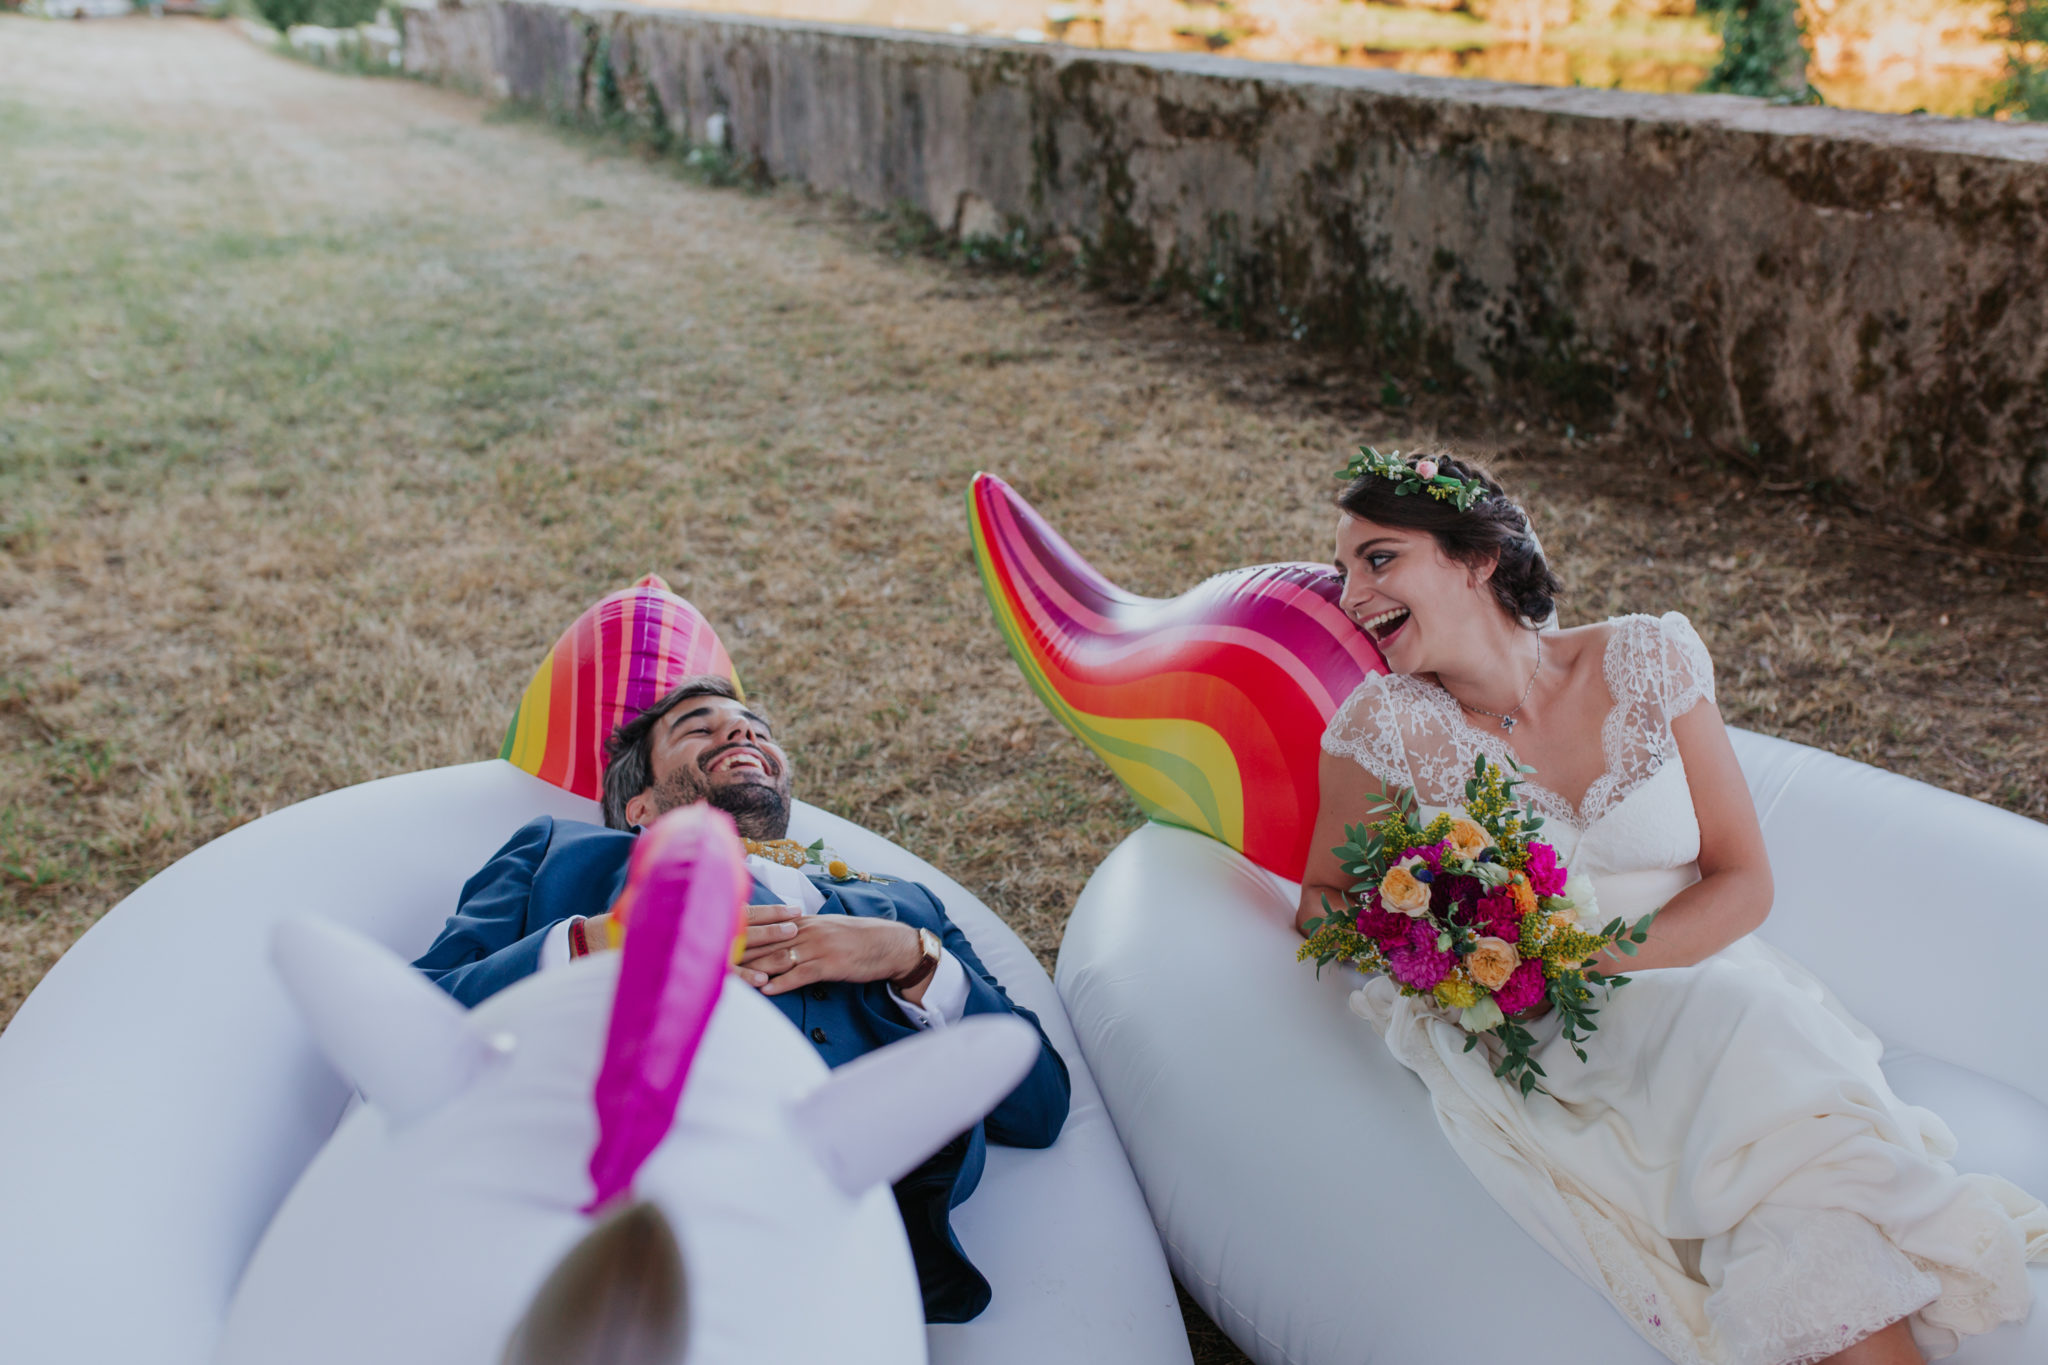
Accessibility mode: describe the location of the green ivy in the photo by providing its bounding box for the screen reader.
[1698,0,1821,104]
[253,0,379,31]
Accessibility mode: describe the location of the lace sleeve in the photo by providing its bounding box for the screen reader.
[1655,611,1716,722]
[1321,675,1412,793]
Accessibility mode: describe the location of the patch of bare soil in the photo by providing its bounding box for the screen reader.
[2,18,2043,1363]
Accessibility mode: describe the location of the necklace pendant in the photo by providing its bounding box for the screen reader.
[1500,716,1517,733]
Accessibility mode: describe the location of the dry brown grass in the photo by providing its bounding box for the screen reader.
[5,18,2046,1363]
[7,12,2046,1024]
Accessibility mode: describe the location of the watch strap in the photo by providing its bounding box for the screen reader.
[890,927,942,993]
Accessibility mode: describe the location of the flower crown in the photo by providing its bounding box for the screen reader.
[1338,446,1491,513]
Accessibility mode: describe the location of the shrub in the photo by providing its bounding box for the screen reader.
[252,0,379,30]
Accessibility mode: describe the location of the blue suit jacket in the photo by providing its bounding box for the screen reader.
[412,816,1071,1322]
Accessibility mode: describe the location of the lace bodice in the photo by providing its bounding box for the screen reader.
[1322,613,1715,880]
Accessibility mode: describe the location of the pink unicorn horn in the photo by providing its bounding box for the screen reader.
[584,803,751,1214]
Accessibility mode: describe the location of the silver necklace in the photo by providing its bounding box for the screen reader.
[1452,632,1543,733]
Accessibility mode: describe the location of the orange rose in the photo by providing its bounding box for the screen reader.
[1466,936,1521,991]
[1379,865,1432,917]
[1445,819,1490,862]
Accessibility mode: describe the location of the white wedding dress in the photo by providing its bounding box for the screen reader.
[1323,612,2048,1365]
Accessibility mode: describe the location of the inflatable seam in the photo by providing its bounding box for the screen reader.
[1165,1237,1304,1365]
[1749,745,1818,831]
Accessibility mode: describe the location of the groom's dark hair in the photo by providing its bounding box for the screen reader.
[1337,451,1563,626]
[601,675,743,830]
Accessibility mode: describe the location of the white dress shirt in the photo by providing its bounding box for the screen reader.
[540,853,968,1028]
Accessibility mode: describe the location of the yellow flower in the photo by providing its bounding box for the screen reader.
[1445,819,1490,862]
[1466,936,1521,991]
[1379,864,1432,917]
[825,858,851,880]
[1435,976,1479,1010]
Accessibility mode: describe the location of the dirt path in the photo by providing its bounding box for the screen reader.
[3,20,2045,1357]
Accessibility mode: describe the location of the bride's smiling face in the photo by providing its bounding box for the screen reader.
[1333,512,1496,674]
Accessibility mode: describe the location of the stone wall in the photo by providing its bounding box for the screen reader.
[402,0,2048,540]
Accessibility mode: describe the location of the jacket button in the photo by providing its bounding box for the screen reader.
[810,1027,828,1045]
[810,986,829,1001]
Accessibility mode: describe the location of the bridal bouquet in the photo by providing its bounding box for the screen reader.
[1299,755,1657,1096]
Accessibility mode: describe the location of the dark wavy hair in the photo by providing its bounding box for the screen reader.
[1335,452,1563,625]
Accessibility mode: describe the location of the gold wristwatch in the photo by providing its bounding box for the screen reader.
[890,927,943,994]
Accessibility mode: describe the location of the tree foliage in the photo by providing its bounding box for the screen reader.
[1698,0,1822,103]
[1983,0,2048,120]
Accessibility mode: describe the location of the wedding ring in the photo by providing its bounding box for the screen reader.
[788,947,800,966]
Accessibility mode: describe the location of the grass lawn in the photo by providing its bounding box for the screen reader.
[3,15,2045,1362]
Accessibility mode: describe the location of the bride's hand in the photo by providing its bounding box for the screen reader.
[1513,999,1553,1022]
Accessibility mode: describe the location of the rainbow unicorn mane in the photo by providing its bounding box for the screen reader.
[502,574,741,802]
[968,474,1385,881]
[586,803,753,1213]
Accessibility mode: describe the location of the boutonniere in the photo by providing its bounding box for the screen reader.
[743,837,886,883]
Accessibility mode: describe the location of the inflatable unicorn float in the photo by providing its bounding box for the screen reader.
[225,801,1041,1364]
[965,472,2048,1365]
[0,573,1189,1365]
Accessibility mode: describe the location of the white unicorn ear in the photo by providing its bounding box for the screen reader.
[788,1015,1041,1197]
[271,917,506,1127]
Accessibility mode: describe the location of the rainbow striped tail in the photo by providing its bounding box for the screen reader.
[501,574,740,803]
[968,474,1385,881]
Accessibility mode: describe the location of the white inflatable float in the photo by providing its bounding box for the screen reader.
[225,802,1044,1365]
[0,571,1193,1365]
[965,474,2048,1363]
[0,760,1190,1364]
[1057,730,2048,1364]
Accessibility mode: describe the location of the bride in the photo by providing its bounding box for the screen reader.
[1297,451,2046,1365]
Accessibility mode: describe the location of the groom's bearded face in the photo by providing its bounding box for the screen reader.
[640,696,794,841]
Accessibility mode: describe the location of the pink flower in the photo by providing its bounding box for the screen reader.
[1402,840,1449,873]
[1473,887,1522,942]
[1356,898,1413,947]
[1523,842,1567,897]
[1415,459,1439,481]
[1387,920,1457,993]
[1493,959,1548,1015]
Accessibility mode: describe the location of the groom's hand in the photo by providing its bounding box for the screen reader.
[749,917,921,997]
[734,903,805,988]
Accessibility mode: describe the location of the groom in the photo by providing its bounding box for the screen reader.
[410,676,1071,1323]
